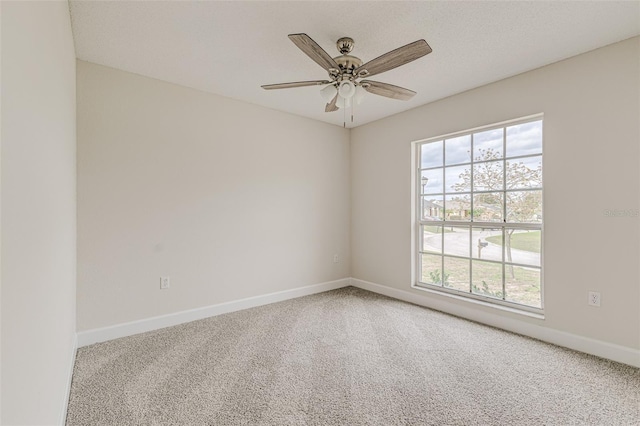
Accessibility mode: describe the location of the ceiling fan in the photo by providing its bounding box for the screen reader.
[262,33,432,119]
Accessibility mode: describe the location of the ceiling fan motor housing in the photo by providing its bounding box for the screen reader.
[334,55,363,76]
[333,37,362,77]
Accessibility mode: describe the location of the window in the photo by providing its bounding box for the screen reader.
[414,115,543,312]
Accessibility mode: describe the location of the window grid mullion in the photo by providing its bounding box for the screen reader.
[442,140,447,216]
[469,132,474,293]
[440,233,444,288]
[441,141,445,288]
[418,153,542,173]
[416,146,423,284]
[502,126,507,299]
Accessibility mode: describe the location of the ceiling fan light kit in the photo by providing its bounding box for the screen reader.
[262,33,432,124]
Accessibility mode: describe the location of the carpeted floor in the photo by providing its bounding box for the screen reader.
[66,287,640,425]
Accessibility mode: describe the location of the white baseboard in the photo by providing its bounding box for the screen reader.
[350,278,640,368]
[76,276,639,368]
[60,333,78,425]
[77,278,351,348]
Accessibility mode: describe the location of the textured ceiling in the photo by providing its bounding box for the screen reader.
[69,1,640,129]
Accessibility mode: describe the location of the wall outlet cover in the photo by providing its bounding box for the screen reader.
[588,291,600,307]
[160,276,170,289]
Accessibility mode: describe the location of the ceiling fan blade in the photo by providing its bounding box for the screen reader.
[361,80,416,101]
[354,40,432,78]
[261,80,332,90]
[325,93,339,112]
[288,33,340,72]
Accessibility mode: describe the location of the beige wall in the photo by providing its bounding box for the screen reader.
[1,1,77,424]
[76,61,351,331]
[351,37,640,350]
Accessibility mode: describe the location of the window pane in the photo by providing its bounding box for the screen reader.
[473,192,503,222]
[421,225,442,254]
[420,169,443,194]
[444,165,471,193]
[505,266,541,308]
[473,160,504,191]
[506,190,542,223]
[471,227,502,262]
[473,128,503,159]
[443,256,470,292]
[421,141,443,168]
[421,195,444,221]
[445,194,471,221]
[421,254,443,285]
[506,156,542,190]
[504,229,541,267]
[506,120,542,157]
[443,227,470,258]
[445,135,471,165]
[472,261,503,299]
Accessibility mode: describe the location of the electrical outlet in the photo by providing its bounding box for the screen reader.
[333,254,339,263]
[160,276,170,290]
[588,291,600,307]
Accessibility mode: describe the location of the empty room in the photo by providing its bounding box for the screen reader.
[1,1,639,425]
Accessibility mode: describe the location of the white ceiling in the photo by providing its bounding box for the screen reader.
[69,1,640,129]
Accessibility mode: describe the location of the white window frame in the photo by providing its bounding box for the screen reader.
[411,114,544,316]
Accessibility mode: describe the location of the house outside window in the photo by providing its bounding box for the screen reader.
[414,115,543,313]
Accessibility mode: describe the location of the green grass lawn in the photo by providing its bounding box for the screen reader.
[486,231,540,253]
[421,254,541,308]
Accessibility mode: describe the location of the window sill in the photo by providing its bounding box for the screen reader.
[411,283,545,320]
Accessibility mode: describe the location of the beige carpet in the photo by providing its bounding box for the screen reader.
[67,287,640,425]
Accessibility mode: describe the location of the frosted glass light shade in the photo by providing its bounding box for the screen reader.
[354,86,366,105]
[320,84,337,102]
[338,81,356,99]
